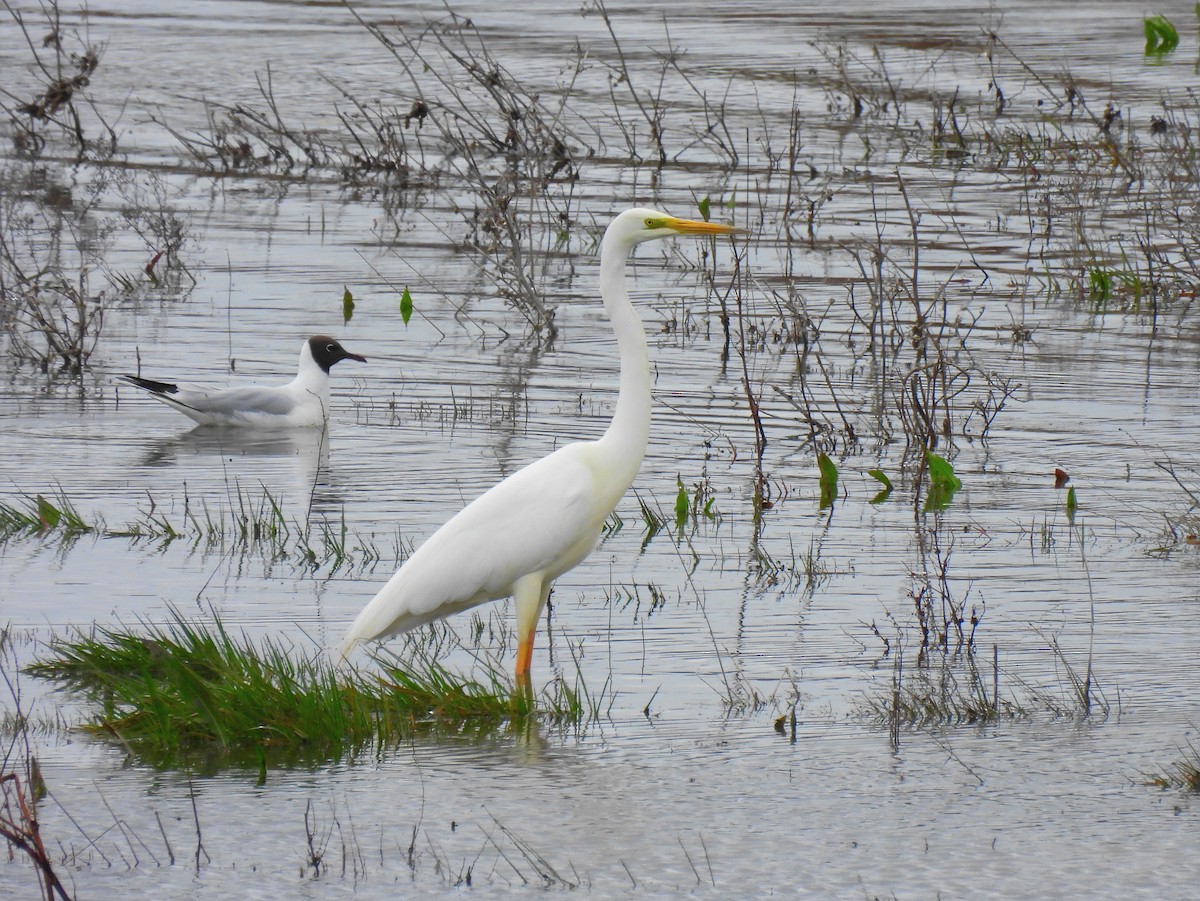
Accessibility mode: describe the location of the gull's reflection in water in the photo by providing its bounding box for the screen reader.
[138,425,343,515]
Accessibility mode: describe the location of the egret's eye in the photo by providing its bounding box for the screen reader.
[644,218,655,228]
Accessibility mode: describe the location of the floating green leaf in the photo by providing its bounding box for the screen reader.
[818,453,838,509]
[924,451,962,511]
[342,286,355,322]
[1144,15,1180,56]
[1066,485,1078,523]
[925,451,962,492]
[698,196,712,222]
[868,468,892,490]
[400,286,413,325]
[675,478,690,530]
[868,468,893,504]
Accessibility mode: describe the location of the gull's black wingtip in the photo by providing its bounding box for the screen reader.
[120,374,179,395]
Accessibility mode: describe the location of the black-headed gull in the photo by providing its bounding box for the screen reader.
[120,335,367,428]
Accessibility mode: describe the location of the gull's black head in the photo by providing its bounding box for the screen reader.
[308,336,367,373]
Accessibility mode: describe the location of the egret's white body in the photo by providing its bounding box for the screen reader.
[340,209,740,681]
[120,336,366,428]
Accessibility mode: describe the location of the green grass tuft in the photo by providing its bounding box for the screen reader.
[28,612,594,770]
[0,491,94,542]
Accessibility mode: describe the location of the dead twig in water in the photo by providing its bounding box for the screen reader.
[0,633,73,900]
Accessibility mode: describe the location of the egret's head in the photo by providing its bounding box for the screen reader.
[608,207,744,249]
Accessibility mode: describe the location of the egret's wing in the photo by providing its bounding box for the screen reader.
[342,443,606,647]
[413,448,603,595]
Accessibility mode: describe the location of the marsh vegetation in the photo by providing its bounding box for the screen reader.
[2,1,1200,898]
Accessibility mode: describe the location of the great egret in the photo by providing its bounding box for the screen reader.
[120,336,366,427]
[340,208,741,683]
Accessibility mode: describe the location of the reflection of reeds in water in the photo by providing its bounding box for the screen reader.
[862,637,1111,741]
[0,478,739,575]
[28,612,602,770]
[865,656,1020,729]
[0,487,391,576]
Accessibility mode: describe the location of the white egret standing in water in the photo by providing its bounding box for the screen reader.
[340,208,742,684]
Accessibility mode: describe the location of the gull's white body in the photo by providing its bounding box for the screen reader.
[340,209,739,680]
[120,337,365,428]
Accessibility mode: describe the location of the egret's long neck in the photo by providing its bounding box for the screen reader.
[597,232,651,503]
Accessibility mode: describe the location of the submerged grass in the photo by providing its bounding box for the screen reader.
[28,613,595,770]
[865,662,1022,728]
[0,487,385,576]
[1146,739,1200,793]
[860,642,1108,739]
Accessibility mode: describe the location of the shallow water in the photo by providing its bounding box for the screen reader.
[3,0,1200,897]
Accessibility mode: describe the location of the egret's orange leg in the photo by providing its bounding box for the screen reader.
[513,574,552,689]
[515,631,535,682]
